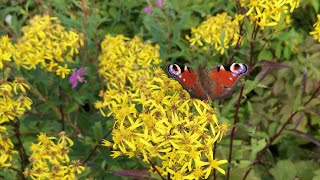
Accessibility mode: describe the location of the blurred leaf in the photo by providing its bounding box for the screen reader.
[250,139,266,160]
[258,50,273,61]
[237,160,251,168]
[310,0,320,12]
[93,121,103,141]
[244,79,259,95]
[313,169,320,180]
[269,160,296,179]
[283,45,291,59]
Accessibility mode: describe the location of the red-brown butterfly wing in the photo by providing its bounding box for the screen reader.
[207,63,248,99]
[166,64,207,99]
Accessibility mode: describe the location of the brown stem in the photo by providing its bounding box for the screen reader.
[81,128,113,165]
[213,141,217,180]
[228,22,244,63]
[80,0,87,17]
[243,82,320,179]
[226,84,245,180]
[0,20,15,39]
[58,104,65,131]
[147,158,165,180]
[227,20,260,179]
[13,120,29,173]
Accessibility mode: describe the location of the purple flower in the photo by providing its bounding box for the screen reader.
[69,68,86,88]
[156,0,163,7]
[144,5,152,14]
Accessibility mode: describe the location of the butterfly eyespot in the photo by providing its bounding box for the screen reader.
[167,64,181,76]
[230,63,248,75]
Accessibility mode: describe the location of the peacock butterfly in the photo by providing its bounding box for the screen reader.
[166,63,248,100]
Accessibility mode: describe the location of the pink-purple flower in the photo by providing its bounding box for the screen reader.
[144,5,152,14]
[69,68,86,88]
[156,0,163,7]
[144,0,164,14]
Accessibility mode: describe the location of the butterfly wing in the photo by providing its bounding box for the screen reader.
[207,63,248,99]
[166,64,207,99]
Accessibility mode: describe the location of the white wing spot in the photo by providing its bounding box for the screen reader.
[183,79,186,82]
[229,77,232,80]
[178,75,182,78]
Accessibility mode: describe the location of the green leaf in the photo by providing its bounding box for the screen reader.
[310,0,320,12]
[294,87,302,111]
[244,79,259,95]
[250,139,266,160]
[313,169,320,180]
[246,100,253,114]
[275,41,283,58]
[237,160,251,168]
[294,161,319,179]
[283,45,291,59]
[270,160,296,179]
[93,121,103,141]
[258,50,273,61]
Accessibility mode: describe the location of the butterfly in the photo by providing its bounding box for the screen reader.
[166,63,248,100]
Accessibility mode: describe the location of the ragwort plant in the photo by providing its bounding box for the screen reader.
[0,0,320,179]
[96,35,229,179]
[0,14,85,179]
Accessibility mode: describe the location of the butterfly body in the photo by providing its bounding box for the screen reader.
[166,63,248,100]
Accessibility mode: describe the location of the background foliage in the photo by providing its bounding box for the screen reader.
[0,0,320,179]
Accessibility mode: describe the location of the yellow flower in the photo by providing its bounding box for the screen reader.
[12,15,83,78]
[240,0,300,29]
[310,14,320,42]
[58,131,74,146]
[0,79,32,124]
[101,139,113,147]
[186,12,241,54]
[203,158,229,177]
[24,132,85,179]
[55,64,71,79]
[0,35,14,69]
[69,160,85,174]
[97,35,228,179]
[0,131,18,168]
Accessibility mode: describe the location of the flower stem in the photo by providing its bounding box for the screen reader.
[13,120,29,173]
[226,84,245,180]
[81,128,113,165]
[147,158,165,180]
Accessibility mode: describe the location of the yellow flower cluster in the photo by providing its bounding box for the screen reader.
[0,126,18,168]
[97,34,161,91]
[240,0,300,29]
[24,132,85,179]
[186,12,242,54]
[13,15,84,79]
[0,35,14,69]
[310,14,320,42]
[96,35,228,179]
[0,35,32,169]
[0,78,32,124]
